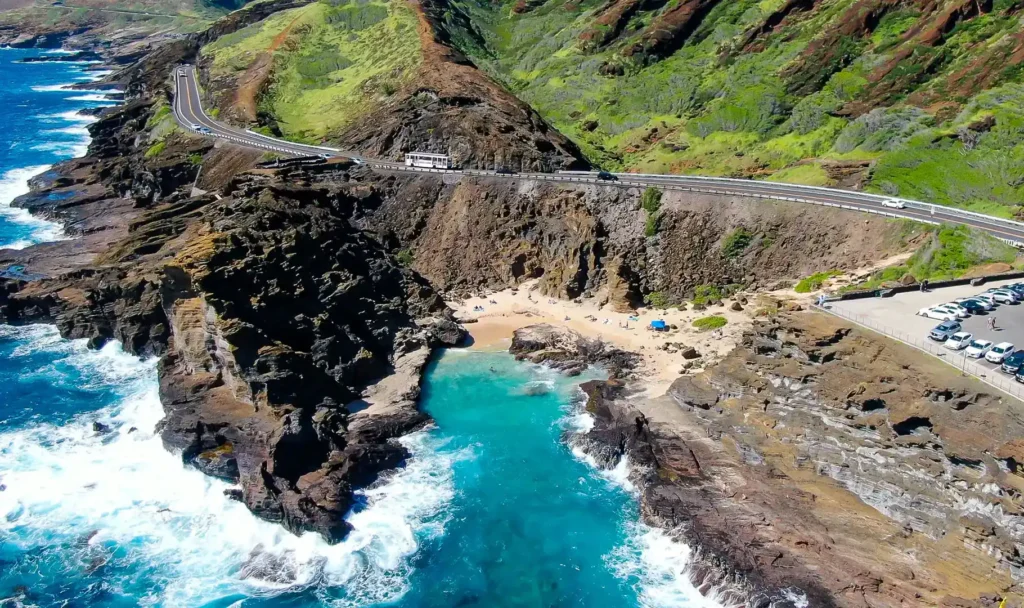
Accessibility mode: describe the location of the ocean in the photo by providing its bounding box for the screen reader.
[0,49,721,608]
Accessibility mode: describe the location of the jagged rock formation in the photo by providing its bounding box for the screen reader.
[571,312,1024,607]
[509,323,639,376]
[0,62,464,541]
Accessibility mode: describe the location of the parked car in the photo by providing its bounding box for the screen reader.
[944,332,973,350]
[933,304,968,318]
[1003,351,1024,374]
[918,307,958,321]
[956,297,995,311]
[959,299,988,314]
[965,339,993,358]
[596,171,618,181]
[882,198,906,209]
[986,289,1019,304]
[930,321,962,341]
[1016,366,1024,384]
[987,342,1015,364]
[1006,283,1024,296]
[972,294,1000,307]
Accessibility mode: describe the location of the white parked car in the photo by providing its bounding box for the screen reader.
[965,339,993,358]
[946,331,970,350]
[918,307,958,321]
[882,198,906,209]
[944,332,974,350]
[987,342,1015,363]
[933,304,968,318]
[973,294,999,307]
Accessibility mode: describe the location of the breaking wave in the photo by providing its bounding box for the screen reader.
[0,325,460,607]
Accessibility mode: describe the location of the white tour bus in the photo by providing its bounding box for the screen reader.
[405,152,452,169]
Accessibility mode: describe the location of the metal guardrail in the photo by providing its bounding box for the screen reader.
[815,303,1024,401]
[560,170,1024,236]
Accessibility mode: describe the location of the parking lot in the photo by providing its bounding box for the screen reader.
[827,278,1024,380]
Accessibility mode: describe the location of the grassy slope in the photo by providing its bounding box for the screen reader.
[440,0,1024,217]
[0,0,237,36]
[201,0,422,142]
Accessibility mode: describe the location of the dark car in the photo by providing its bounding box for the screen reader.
[495,167,517,175]
[1003,350,1024,374]
[1008,283,1024,296]
[1015,366,1024,384]
[959,299,987,314]
[596,171,617,181]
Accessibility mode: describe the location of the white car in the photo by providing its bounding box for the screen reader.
[918,307,958,321]
[986,342,1015,363]
[965,339,993,358]
[956,297,994,311]
[944,332,974,350]
[972,294,999,307]
[882,198,906,209]
[189,122,201,130]
[933,304,968,318]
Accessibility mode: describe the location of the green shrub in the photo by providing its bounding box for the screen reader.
[693,315,727,331]
[721,227,753,258]
[144,141,166,159]
[643,291,671,308]
[641,187,662,213]
[907,224,1017,280]
[794,270,841,293]
[641,187,663,236]
[644,214,660,237]
[692,284,723,306]
[187,153,204,166]
[395,249,414,266]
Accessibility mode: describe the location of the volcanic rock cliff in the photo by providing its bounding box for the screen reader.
[545,312,1024,607]
[0,46,464,540]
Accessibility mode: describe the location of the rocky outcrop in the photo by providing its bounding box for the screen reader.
[572,311,1024,607]
[509,323,639,376]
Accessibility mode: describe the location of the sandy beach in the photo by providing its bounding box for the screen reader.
[449,280,754,395]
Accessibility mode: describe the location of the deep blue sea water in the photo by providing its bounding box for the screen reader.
[0,49,723,608]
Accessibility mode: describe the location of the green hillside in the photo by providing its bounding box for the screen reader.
[201,0,422,142]
[437,0,1024,217]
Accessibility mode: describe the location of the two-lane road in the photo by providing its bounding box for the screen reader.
[171,65,1024,245]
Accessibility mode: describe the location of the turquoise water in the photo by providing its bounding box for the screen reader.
[0,48,721,608]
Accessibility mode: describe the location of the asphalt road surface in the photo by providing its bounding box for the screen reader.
[172,65,1024,245]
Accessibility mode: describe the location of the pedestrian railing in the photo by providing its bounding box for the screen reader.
[815,303,1024,401]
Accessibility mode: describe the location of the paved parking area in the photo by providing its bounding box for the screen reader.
[828,278,1024,377]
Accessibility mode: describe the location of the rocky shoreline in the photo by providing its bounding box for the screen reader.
[510,313,1024,607]
[0,38,469,544]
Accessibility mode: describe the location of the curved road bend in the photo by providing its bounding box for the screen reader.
[172,66,1024,245]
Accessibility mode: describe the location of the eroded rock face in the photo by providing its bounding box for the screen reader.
[0,102,465,541]
[573,312,1024,607]
[509,323,639,377]
[357,176,924,310]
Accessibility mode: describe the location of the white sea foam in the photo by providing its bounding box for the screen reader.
[0,325,459,607]
[32,83,76,92]
[0,165,66,248]
[563,408,726,608]
[65,93,116,103]
[609,523,728,608]
[32,139,90,157]
[39,110,98,124]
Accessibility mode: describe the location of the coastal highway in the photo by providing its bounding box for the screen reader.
[172,65,1024,246]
